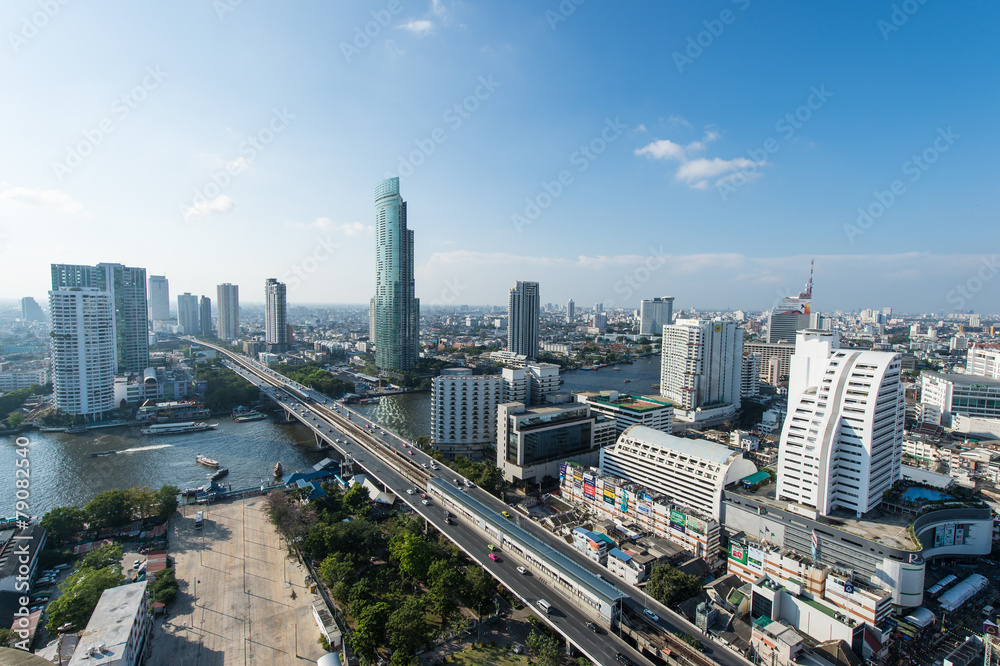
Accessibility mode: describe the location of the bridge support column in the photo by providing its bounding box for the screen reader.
[284,408,293,421]
[314,431,322,446]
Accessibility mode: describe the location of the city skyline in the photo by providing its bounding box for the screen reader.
[2,2,997,313]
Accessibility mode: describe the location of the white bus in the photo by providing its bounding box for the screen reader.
[537,599,552,614]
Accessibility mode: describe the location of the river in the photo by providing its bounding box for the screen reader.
[0,355,662,517]
[0,418,327,517]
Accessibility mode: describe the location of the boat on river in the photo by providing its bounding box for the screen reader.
[196,454,220,468]
[210,467,229,481]
[273,462,283,477]
[234,411,266,422]
[140,422,218,436]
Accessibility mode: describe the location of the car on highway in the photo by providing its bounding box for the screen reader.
[516,566,528,575]
[643,609,659,622]
[444,517,453,525]
[421,500,430,506]
[465,480,474,487]
[615,653,633,665]
[431,464,439,470]
[502,511,512,519]
[422,463,428,468]
[585,621,601,634]
[408,450,414,455]
[487,544,496,551]
[406,489,414,495]
[488,553,499,562]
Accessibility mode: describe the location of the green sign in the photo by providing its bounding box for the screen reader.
[670,509,686,524]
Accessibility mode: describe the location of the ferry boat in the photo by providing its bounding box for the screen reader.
[88,450,118,457]
[140,422,218,436]
[210,467,229,481]
[273,462,283,477]
[196,454,220,468]
[234,411,266,423]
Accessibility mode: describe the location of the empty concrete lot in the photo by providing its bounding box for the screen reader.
[148,498,326,665]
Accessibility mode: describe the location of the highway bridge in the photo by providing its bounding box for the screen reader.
[191,339,751,666]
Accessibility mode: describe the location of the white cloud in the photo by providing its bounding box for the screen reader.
[665,115,692,128]
[0,186,84,214]
[636,127,765,189]
[182,194,237,221]
[398,19,435,35]
[431,0,447,18]
[226,156,250,173]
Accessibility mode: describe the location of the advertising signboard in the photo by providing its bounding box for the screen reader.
[729,542,747,564]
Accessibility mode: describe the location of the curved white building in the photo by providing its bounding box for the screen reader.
[599,424,757,520]
[777,330,903,517]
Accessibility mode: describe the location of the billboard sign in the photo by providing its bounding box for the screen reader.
[686,516,708,534]
[729,542,747,564]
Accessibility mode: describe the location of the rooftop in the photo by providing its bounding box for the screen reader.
[69,582,147,666]
[584,392,674,413]
[619,425,741,467]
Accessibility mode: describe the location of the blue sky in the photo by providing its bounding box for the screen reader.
[2,0,997,314]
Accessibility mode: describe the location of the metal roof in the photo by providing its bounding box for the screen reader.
[620,425,740,466]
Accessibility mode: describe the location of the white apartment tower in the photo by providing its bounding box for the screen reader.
[176,293,199,334]
[48,288,116,418]
[660,319,743,426]
[431,368,503,458]
[639,297,674,336]
[507,281,540,361]
[967,345,1000,379]
[265,278,288,352]
[148,275,170,323]
[776,330,904,517]
[216,283,240,341]
[741,353,761,398]
[566,299,575,323]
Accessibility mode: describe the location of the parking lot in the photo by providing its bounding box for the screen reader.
[147,498,327,665]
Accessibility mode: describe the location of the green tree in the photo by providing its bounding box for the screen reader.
[155,485,180,521]
[45,567,125,633]
[351,601,391,663]
[127,486,158,520]
[40,506,86,545]
[150,567,178,604]
[81,543,123,570]
[5,412,24,428]
[319,553,355,587]
[386,597,431,661]
[0,628,14,647]
[427,560,462,622]
[84,489,133,529]
[464,567,495,614]
[646,563,702,607]
[388,532,432,583]
[526,629,561,666]
[342,483,369,514]
[349,579,375,619]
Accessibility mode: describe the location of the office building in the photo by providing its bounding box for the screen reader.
[660,318,743,427]
[69,582,150,666]
[600,425,757,521]
[431,368,503,458]
[20,296,44,322]
[373,177,419,372]
[559,464,721,564]
[592,312,607,333]
[776,330,903,517]
[148,275,170,323]
[198,296,212,337]
[967,345,1000,380]
[920,371,1000,426]
[176,293,200,335]
[566,298,575,323]
[497,400,616,483]
[639,297,674,336]
[595,302,603,313]
[216,283,240,341]
[741,353,761,398]
[745,340,796,385]
[500,363,560,407]
[265,278,288,352]
[48,287,116,418]
[52,262,149,374]
[576,391,674,436]
[767,265,816,343]
[507,280,540,361]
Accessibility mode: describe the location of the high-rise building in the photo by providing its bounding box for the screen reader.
[431,368,503,458]
[507,281,539,361]
[594,302,604,313]
[48,287,116,417]
[566,299,575,323]
[592,312,607,333]
[745,340,796,385]
[639,297,674,336]
[373,177,419,372]
[741,353,761,398]
[177,293,199,334]
[148,275,170,323]
[199,296,213,337]
[767,266,817,343]
[51,263,149,374]
[660,319,743,427]
[20,297,44,322]
[967,344,1000,380]
[264,278,288,352]
[776,330,903,517]
[216,283,240,341]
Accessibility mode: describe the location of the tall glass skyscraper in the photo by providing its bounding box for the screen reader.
[373,177,419,372]
[216,283,240,341]
[507,281,539,361]
[265,278,288,352]
[51,262,149,374]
